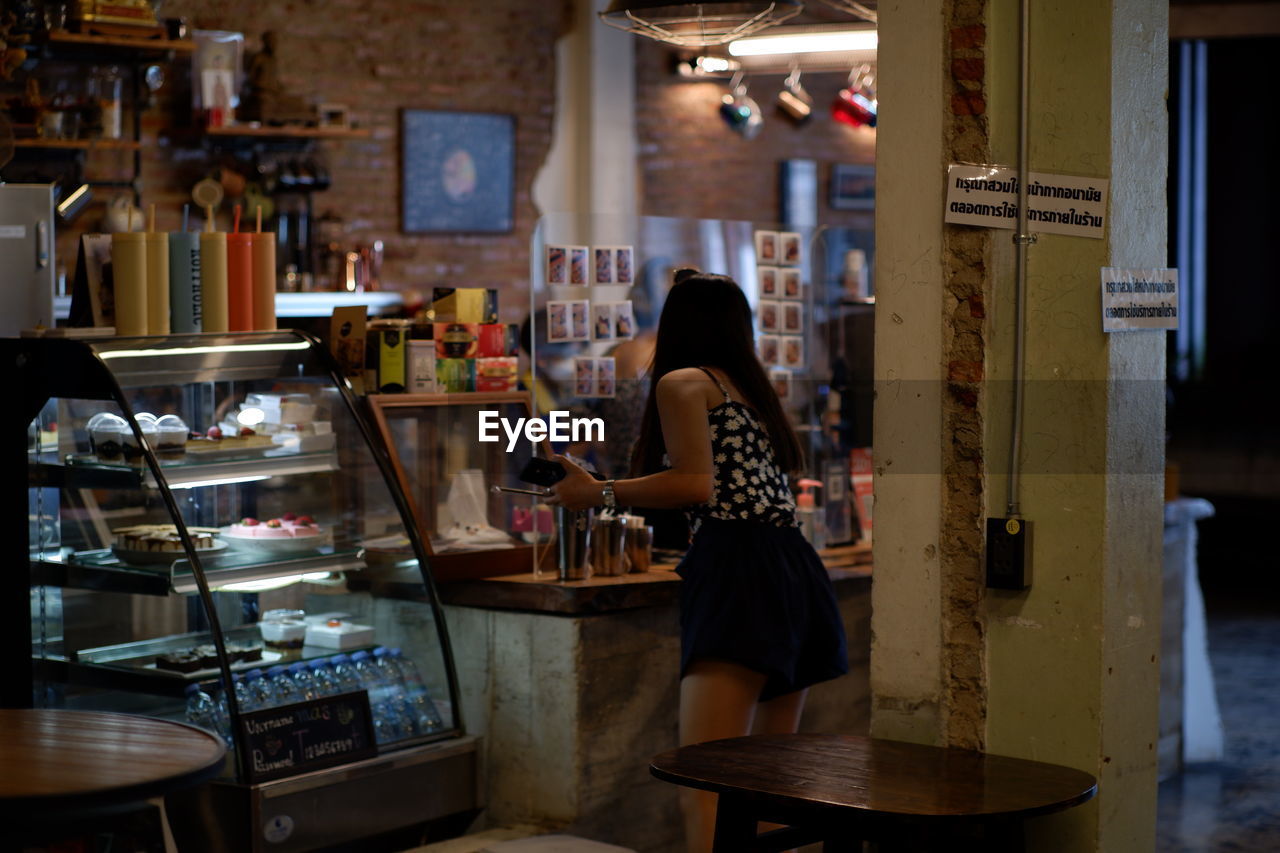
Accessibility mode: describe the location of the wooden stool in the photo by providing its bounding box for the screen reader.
[651,733,1097,852]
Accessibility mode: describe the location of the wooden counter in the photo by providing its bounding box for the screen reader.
[432,543,872,614]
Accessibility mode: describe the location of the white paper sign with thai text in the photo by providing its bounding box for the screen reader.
[1100,268,1179,332]
[945,164,1109,239]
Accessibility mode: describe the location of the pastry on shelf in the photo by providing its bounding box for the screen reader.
[114,523,221,552]
[225,514,322,539]
[185,424,275,455]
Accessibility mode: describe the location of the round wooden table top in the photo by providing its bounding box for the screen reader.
[651,733,1098,821]
[0,708,226,820]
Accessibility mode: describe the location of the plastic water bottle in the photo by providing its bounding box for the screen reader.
[309,659,339,696]
[212,685,234,748]
[245,667,277,709]
[185,683,229,744]
[233,673,258,713]
[289,661,319,701]
[351,650,407,743]
[267,664,299,705]
[373,647,418,736]
[391,647,445,733]
[329,654,362,694]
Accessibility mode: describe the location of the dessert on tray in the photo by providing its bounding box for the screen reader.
[153,641,263,673]
[225,513,323,539]
[114,524,221,552]
[185,424,276,455]
[215,392,336,454]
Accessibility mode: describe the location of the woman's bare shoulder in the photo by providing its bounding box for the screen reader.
[657,367,712,394]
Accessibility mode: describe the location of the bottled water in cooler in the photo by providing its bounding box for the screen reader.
[233,673,258,713]
[244,668,277,708]
[288,661,320,701]
[351,650,410,744]
[267,665,299,704]
[309,658,339,696]
[185,683,230,746]
[391,647,445,733]
[329,653,362,694]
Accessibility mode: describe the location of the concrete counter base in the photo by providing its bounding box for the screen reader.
[441,569,871,853]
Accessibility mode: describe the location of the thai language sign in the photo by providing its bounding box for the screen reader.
[945,164,1109,239]
[1100,267,1179,332]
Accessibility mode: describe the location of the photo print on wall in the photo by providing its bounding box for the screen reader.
[759,335,780,367]
[758,266,779,299]
[755,230,779,264]
[781,268,802,300]
[548,300,591,342]
[779,232,802,266]
[759,300,780,333]
[592,246,635,286]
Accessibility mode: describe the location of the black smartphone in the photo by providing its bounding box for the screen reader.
[519,457,566,487]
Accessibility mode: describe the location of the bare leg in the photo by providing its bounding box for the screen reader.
[751,688,809,852]
[754,687,808,735]
[679,659,768,853]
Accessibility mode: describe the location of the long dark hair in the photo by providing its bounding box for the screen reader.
[630,269,804,476]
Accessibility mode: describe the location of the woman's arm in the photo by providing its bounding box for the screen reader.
[549,370,714,510]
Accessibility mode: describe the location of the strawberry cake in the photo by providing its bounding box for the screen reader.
[225,513,323,540]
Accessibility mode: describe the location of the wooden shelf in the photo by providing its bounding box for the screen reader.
[13,138,141,151]
[205,125,371,140]
[44,30,195,53]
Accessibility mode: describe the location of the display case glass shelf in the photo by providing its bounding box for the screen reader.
[11,331,469,814]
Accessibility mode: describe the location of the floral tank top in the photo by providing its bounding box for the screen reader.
[686,368,796,531]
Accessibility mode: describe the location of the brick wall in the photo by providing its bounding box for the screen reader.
[51,0,568,322]
[40,6,877,317]
[634,38,876,228]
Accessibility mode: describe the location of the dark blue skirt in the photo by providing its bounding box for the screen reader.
[676,517,850,701]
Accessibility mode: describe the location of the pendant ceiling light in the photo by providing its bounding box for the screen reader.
[811,0,877,23]
[599,1,803,47]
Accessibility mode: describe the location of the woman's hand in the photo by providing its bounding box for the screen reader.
[547,454,604,510]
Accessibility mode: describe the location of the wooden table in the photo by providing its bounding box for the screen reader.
[0,708,227,826]
[650,733,1097,852]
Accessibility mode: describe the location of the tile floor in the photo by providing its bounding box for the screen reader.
[1157,598,1280,852]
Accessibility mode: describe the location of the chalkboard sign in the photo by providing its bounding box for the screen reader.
[239,690,377,783]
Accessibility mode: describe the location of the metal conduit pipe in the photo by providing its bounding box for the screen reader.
[1006,0,1035,518]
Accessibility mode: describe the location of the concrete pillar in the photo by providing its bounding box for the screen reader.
[872,0,1167,849]
[533,0,638,227]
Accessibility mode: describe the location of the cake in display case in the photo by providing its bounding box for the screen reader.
[9,331,478,852]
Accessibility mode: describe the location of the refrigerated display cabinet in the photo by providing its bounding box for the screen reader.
[7,331,479,852]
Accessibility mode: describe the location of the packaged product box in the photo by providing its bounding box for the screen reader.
[476,356,518,392]
[329,306,367,394]
[477,323,519,357]
[407,340,438,393]
[437,357,476,392]
[434,322,480,359]
[432,287,499,324]
[366,320,411,393]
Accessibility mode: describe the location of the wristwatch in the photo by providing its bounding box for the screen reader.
[602,479,617,509]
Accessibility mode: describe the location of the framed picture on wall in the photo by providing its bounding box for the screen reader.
[402,110,515,233]
[830,164,876,211]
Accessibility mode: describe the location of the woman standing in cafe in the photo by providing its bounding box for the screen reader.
[550,268,849,852]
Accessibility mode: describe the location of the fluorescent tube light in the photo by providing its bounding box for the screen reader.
[215,571,333,592]
[167,474,271,490]
[98,341,311,360]
[729,29,878,56]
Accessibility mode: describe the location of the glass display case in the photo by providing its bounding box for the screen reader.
[366,392,544,581]
[9,331,478,851]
